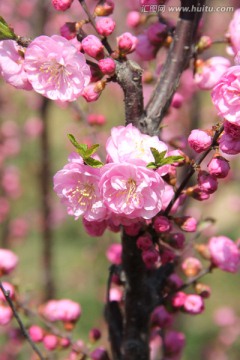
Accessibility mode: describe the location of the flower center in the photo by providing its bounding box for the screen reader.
[126,178,137,204]
[39,60,70,88]
[68,182,96,207]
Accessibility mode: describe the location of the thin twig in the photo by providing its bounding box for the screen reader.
[78,0,113,54]
[164,124,224,216]
[0,282,46,360]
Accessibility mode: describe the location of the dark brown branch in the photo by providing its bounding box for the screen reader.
[121,230,152,360]
[164,124,224,216]
[0,282,46,360]
[139,0,206,135]
[115,60,144,127]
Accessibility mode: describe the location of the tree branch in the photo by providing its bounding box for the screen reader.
[139,0,206,135]
[0,282,46,360]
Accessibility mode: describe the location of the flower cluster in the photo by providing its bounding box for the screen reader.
[54,124,172,232]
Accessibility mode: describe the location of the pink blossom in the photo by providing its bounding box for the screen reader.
[167,274,184,289]
[60,337,70,348]
[29,325,44,342]
[171,292,187,308]
[207,156,230,178]
[219,132,240,155]
[42,299,81,323]
[126,11,142,28]
[175,216,197,232]
[197,171,218,194]
[53,161,107,221]
[183,294,205,315]
[0,249,18,275]
[213,307,237,327]
[82,35,104,60]
[188,129,212,153]
[228,9,240,54]
[96,17,115,36]
[9,218,29,239]
[135,34,156,61]
[0,40,32,90]
[117,32,138,54]
[2,166,21,198]
[87,114,106,126]
[90,347,110,360]
[211,66,240,125]
[98,58,116,76]
[43,334,58,350]
[106,123,168,166]
[82,218,107,237]
[147,22,167,45]
[208,236,240,273]
[0,198,10,224]
[106,243,122,265]
[0,305,13,325]
[52,0,74,11]
[99,162,165,220]
[235,51,240,65]
[194,57,231,90]
[142,248,159,269]
[109,287,122,302]
[153,215,172,233]
[24,35,91,101]
[164,330,185,356]
[181,257,202,277]
[151,305,173,328]
[169,233,185,249]
[0,282,15,301]
[136,234,153,251]
[224,120,240,138]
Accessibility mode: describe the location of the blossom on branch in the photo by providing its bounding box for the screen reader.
[24,35,91,101]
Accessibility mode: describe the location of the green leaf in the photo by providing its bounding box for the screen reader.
[84,157,103,168]
[68,134,88,156]
[0,16,17,40]
[146,162,157,169]
[150,148,167,163]
[158,155,185,166]
[84,144,100,158]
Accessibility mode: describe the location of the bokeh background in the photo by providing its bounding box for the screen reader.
[0,0,240,359]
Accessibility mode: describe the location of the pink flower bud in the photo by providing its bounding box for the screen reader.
[0,282,15,301]
[151,305,173,328]
[142,248,159,269]
[43,334,58,350]
[135,34,156,61]
[82,35,104,60]
[109,287,122,302]
[175,216,197,232]
[161,249,175,265]
[126,11,142,28]
[171,291,187,308]
[208,236,240,273]
[89,328,101,342]
[207,156,230,179]
[0,304,13,325]
[0,248,18,275]
[106,244,122,265]
[164,330,186,356]
[60,337,70,348]
[82,81,105,102]
[153,215,172,233]
[96,17,115,36]
[190,186,210,201]
[82,218,107,237]
[124,222,142,236]
[29,325,44,342]
[147,22,167,45]
[98,58,116,75]
[60,22,77,40]
[52,0,74,11]
[136,234,153,251]
[171,92,184,109]
[94,1,114,16]
[167,274,184,290]
[197,171,218,194]
[181,257,202,277]
[117,32,138,54]
[188,129,212,153]
[169,233,185,249]
[90,347,110,360]
[195,283,211,298]
[87,114,106,126]
[183,294,205,314]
